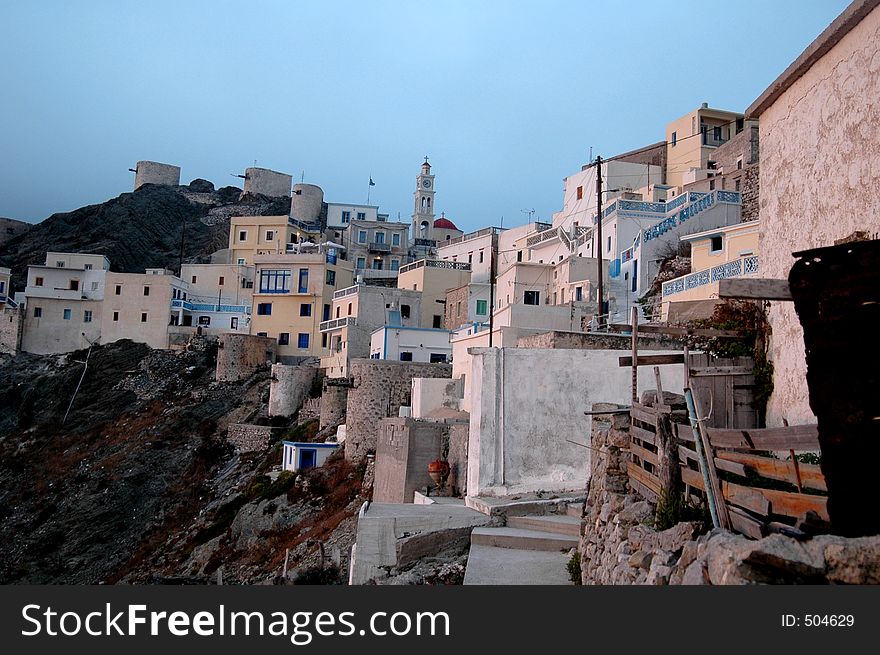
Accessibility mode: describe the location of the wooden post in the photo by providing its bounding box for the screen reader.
[655,411,682,500]
[686,387,731,530]
[653,365,664,404]
[631,306,639,404]
[790,449,804,493]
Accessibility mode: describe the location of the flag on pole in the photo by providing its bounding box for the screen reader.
[369,177,375,186]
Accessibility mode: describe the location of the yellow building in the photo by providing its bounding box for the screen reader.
[229,215,319,266]
[250,251,353,360]
[660,221,760,322]
[396,258,471,329]
[666,104,745,191]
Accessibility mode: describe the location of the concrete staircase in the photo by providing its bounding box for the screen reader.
[463,511,581,585]
[606,274,637,324]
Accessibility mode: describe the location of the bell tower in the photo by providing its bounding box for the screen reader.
[412,156,435,243]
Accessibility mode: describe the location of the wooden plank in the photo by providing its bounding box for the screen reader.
[630,405,656,427]
[631,307,639,404]
[678,444,699,465]
[619,354,685,367]
[727,506,766,540]
[718,277,793,301]
[687,386,732,530]
[706,424,820,451]
[755,486,829,522]
[689,366,755,377]
[680,466,705,491]
[716,451,827,492]
[630,441,659,466]
[713,457,749,478]
[672,422,695,442]
[606,323,746,338]
[722,480,771,517]
[627,462,661,494]
[631,424,657,445]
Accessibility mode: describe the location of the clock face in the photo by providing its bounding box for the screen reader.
[422,179,431,188]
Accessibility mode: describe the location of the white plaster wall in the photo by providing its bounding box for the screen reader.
[759,5,880,426]
[411,377,464,418]
[466,348,685,497]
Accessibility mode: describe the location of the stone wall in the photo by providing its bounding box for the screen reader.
[740,163,760,222]
[320,381,349,429]
[267,364,316,417]
[516,330,682,351]
[373,418,445,504]
[444,284,469,329]
[344,359,452,462]
[216,333,277,382]
[757,3,880,427]
[227,423,278,452]
[0,306,22,355]
[299,397,321,422]
[446,423,469,497]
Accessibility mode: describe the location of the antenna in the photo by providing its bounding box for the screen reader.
[521,208,536,222]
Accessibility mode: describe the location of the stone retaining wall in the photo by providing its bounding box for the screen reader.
[227,423,278,452]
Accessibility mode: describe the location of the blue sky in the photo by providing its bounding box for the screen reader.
[0,0,850,231]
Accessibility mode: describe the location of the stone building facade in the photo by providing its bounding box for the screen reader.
[267,364,317,417]
[0,306,22,355]
[215,333,277,381]
[746,0,880,426]
[344,359,452,461]
[373,417,445,503]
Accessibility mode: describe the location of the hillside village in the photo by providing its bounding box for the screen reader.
[1,0,879,585]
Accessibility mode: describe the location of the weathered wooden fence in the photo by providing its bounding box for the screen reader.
[628,402,827,539]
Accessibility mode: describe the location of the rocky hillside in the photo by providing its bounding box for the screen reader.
[0,339,363,584]
[0,180,291,292]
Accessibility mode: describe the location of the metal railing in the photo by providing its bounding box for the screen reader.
[333,284,360,300]
[319,316,356,332]
[398,259,472,274]
[171,299,251,313]
[662,255,759,297]
[369,242,391,252]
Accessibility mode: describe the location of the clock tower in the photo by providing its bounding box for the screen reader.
[412,156,436,243]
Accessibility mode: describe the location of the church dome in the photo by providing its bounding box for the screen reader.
[433,215,459,231]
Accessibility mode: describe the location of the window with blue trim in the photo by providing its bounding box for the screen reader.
[257,303,272,315]
[297,333,310,349]
[259,269,290,293]
[298,268,309,293]
[300,303,312,317]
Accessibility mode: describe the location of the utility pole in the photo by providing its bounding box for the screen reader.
[488,237,496,347]
[595,155,605,329]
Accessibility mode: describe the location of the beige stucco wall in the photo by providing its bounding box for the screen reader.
[101,272,182,349]
[759,4,880,426]
[21,297,102,354]
[690,223,759,271]
[397,263,470,328]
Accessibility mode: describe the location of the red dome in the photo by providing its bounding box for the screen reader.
[433,216,459,230]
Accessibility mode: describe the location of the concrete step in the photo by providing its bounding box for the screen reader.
[470,526,579,552]
[463,544,572,585]
[507,514,580,537]
[566,502,583,518]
